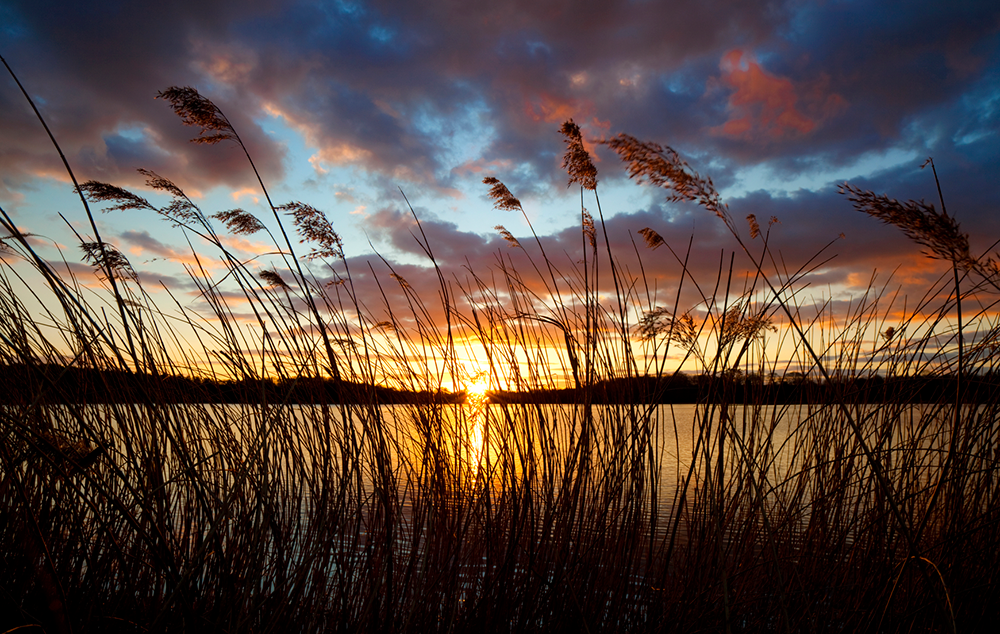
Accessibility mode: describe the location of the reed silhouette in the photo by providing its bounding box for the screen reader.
[2,63,998,633]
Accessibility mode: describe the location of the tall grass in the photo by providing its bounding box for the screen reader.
[2,69,999,632]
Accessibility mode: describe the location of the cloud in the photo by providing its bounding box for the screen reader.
[709,49,847,141]
[117,229,230,272]
[0,0,288,197]
[2,0,999,338]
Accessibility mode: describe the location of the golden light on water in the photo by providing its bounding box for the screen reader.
[462,371,490,480]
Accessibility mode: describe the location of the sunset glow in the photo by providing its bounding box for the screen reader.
[465,373,490,401]
[1,2,995,375]
[3,2,1000,631]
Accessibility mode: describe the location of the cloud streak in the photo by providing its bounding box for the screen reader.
[2,0,999,354]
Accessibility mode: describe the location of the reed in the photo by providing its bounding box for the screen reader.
[1,70,999,633]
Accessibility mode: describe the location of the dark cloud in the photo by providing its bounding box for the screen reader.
[0,0,287,196]
[4,0,997,194]
[3,0,1000,334]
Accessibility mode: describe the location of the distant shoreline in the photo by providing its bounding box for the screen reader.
[4,363,995,405]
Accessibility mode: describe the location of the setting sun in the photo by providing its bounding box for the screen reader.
[465,372,490,402]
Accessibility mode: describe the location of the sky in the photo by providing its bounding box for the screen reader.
[2,0,999,382]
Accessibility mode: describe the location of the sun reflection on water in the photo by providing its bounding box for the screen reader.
[465,372,490,410]
[463,372,491,479]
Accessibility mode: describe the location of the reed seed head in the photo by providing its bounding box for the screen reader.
[137,168,184,199]
[135,169,202,225]
[602,133,729,223]
[637,308,698,351]
[76,181,155,213]
[495,225,521,248]
[282,201,343,260]
[156,86,237,145]
[483,177,523,212]
[0,233,37,256]
[638,227,665,250]
[389,272,410,289]
[559,119,598,191]
[38,431,103,472]
[213,209,265,235]
[840,183,973,269]
[582,210,596,249]
[718,304,776,348]
[259,268,290,289]
[80,241,138,283]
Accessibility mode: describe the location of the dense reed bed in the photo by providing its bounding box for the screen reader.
[2,71,999,632]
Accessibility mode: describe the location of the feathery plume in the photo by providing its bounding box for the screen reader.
[135,169,202,225]
[718,304,776,348]
[281,201,343,260]
[0,232,37,256]
[638,227,666,250]
[389,273,410,289]
[603,133,729,222]
[76,181,155,213]
[582,210,596,249]
[637,308,698,351]
[136,168,185,199]
[747,214,760,239]
[213,209,265,235]
[559,119,597,190]
[259,268,290,289]
[38,431,103,473]
[80,241,138,283]
[156,86,237,145]
[495,225,521,248]
[840,183,972,269]
[483,177,523,212]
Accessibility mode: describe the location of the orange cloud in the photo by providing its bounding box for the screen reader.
[525,94,608,159]
[710,50,846,141]
[450,157,515,178]
[526,93,579,124]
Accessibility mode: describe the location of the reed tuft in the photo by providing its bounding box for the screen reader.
[638,226,665,249]
[156,85,238,145]
[602,133,729,223]
[582,209,596,249]
[840,182,973,269]
[482,176,523,212]
[212,208,265,235]
[495,224,521,248]
[80,240,138,282]
[76,180,155,212]
[282,201,344,260]
[259,267,290,288]
[559,118,598,190]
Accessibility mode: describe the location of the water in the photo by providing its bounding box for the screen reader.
[8,399,994,629]
[14,399,969,544]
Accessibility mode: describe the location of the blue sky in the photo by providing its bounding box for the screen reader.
[2,0,999,377]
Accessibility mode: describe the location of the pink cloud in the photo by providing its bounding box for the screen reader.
[710,50,846,141]
[524,93,607,158]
